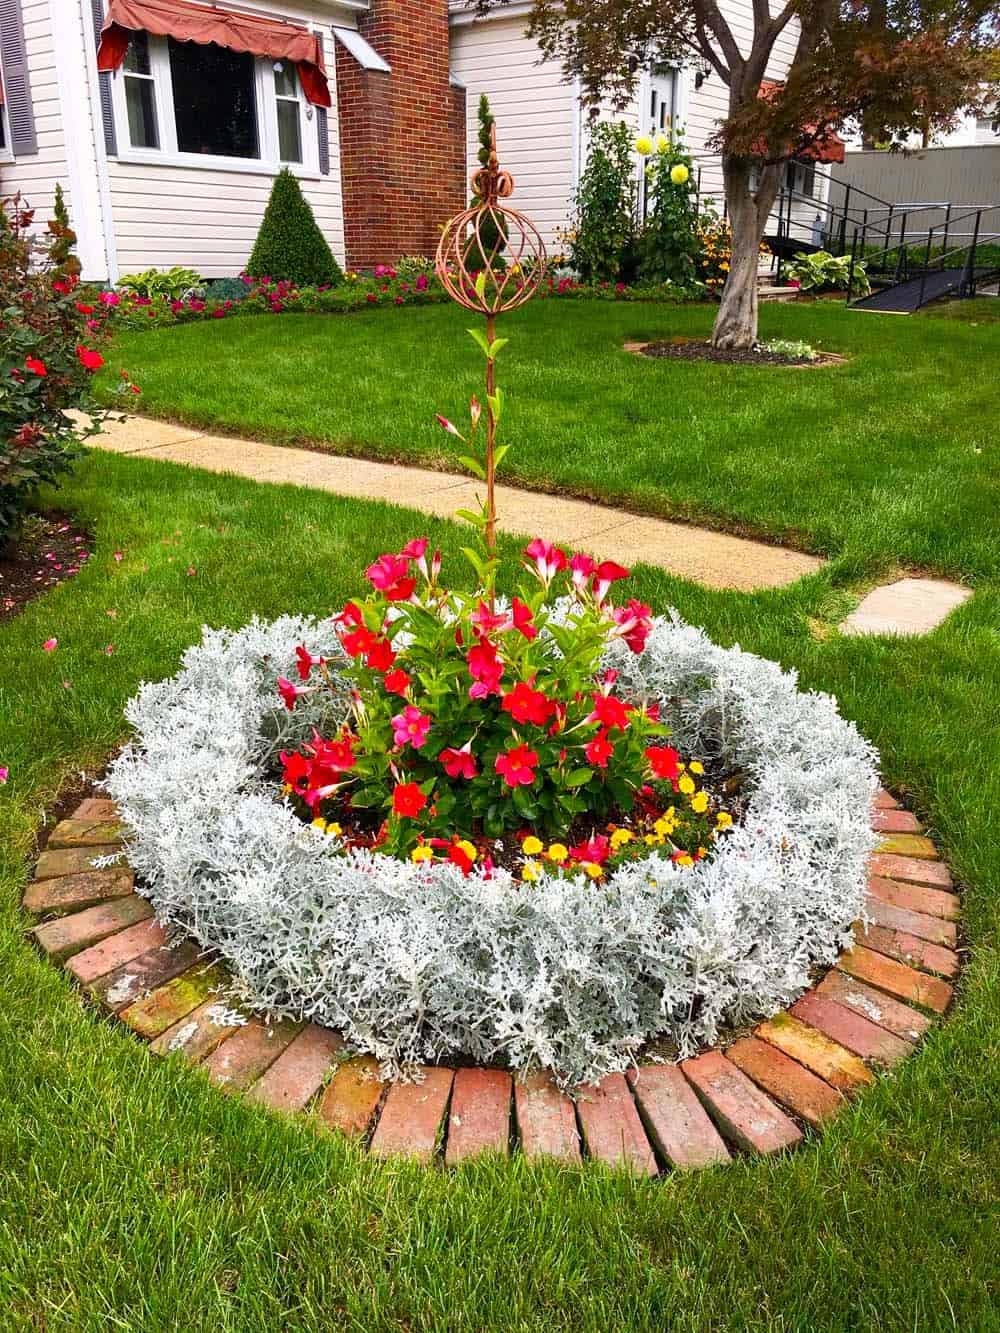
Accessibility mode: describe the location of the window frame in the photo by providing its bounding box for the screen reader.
[109,31,321,177]
[0,48,13,162]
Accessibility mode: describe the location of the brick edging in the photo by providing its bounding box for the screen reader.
[23,789,960,1173]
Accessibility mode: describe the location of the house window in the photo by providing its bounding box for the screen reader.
[111,31,319,172]
[784,160,816,198]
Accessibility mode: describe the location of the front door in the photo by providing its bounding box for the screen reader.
[642,68,675,217]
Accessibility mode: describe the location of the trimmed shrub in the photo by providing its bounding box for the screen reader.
[568,122,637,283]
[246,168,342,287]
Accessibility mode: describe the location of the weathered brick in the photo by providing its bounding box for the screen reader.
[626,1064,730,1169]
[874,789,901,810]
[726,1036,844,1129]
[681,1050,802,1154]
[756,1012,874,1091]
[864,893,957,947]
[445,1068,512,1165]
[790,990,912,1066]
[73,797,120,820]
[816,969,931,1043]
[246,1025,344,1113]
[574,1073,657,1176]
[201,1018,304,1090]
[30,894,152,962]
[46,818,127,849]
[876,833,938,860]
[22,867,135,916]
[317,1056,386,1137]
[869,873,960,920]
[856,924,959,979]
[149,998,248,1062]
[870,854,953,890]
[871,809,922,834]
[369,1067,454,1163]
[514,1072,581,1164]
[35,846,125,881]
[838,946,953,1013]
[118,962,229,1038]
[90,939,205,1013]
[66,916,168,983]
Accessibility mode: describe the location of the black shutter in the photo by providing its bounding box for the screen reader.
[0,0,36,156]
[90,0,116,156]
[316,106,329,175]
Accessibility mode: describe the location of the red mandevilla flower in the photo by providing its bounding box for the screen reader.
[383,667,411,696]
[467,637,504,699]
[570,834,611,864]
[612,599,654,654]
[646,745,681,781]
[511,597,537,640]
[391,704,431,750]
[277,676,310,710]
[587,692,631,731]
[440,745,477,780]
[495,743,538,788]
[585,729,615,769]
[365,636,396,672]
[393,782,427,817]
[592,561,630,604]
[524,537,568,583]
[341,626,378,659]
[501,680,554,727]
[365,553,415,602]
[295,645,324,681]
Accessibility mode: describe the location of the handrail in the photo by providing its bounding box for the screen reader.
[849,202,1000,308]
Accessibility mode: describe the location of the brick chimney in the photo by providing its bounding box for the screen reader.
[335,1,467,269]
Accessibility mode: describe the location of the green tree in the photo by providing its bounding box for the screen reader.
[247,168,342,286]
[47,184,81,283]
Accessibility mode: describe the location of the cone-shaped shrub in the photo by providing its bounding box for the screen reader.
[247,167,342,286]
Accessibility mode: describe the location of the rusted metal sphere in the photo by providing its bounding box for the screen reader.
[435,127,548,315]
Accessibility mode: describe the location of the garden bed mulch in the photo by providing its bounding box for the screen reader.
[22,791,959,1174]
[0,513,92,621]
[625,339,846,368]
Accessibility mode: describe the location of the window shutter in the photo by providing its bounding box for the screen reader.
[89,0,116,156]
[0,0,36,155]
[316,105,329,175]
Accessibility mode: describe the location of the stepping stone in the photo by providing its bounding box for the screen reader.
[118,961,229,1038]
[90,939,206,1013]
[681,1051,802,1155]
[871,809,922,834]
[840,577,971,637]
[23,867,135,916]
[816,971,931,1044]
[73,798,120,820]
[246,1025,344,1114]
[369,1067,454,1163]
[626,1065,730,1169]
[46,818,127,849]
[868,872,959,920]
[66,916,168,983]
[754,1013,874,1092]
[201,1018,304,1091]
[726,1036,844,1129]
[855,924,959,979]
[445,1068,512,1165]
[317,1056,386,1138]
[838,946,953,1013]
[864,893,957,947]
[789,991,912,1066]
[574,1072,658,1176]
[30,894,153,963]
[869,855,954,892]
[514,1072,581,1164]
[34,846,125,881]
[150,998,248,1062]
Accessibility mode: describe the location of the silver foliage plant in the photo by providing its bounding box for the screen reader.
[106,610,879,1087]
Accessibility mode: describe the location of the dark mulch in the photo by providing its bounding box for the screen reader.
[640,338,818,367]
[0,512,93,621]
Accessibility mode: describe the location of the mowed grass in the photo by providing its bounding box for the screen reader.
[0,303,997,1328]
[107,298,1000,578]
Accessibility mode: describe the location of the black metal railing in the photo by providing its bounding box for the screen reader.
[846,203,1000,308]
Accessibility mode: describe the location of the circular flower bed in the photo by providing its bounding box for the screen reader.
[108,604,878,1087]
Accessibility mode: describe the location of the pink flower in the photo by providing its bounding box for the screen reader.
[568,552,596,591]
[435,414,463,439]
[495,742,538,788]
[471,600,509,636]
[365,553,416,602]
[415,273,429,291]
[42,638,57,652]
[277,676,311,710]
[99,290,120,306]
[570,834,611,864]
[391,704,431,749]
[469,395,482,428]
[612,599,654,653]
[524,538,568,584]
[467,638,503,699]
[113,551,124,562]
[440,744,477,780]
[401,537,428,562]
[104,644,115,655]
[592,560,629,604]
[0,766,9,784]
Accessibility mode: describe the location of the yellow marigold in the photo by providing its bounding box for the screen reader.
[411,845,433,863]
[311,818,327,832]
[547,843,568,864]
[678,774,696,795]
[581,861,603,879]
[522,860,541,882]
[670,163,690,186]
[691,791,709,815]
[609,828,633,850]
[635,134,653,156]
[716,811,733,830]
[653,816,675,838]
[456,839,477,863]
[522,835,544,856]
[675,853,694,867]
[327,822,342,838]
[689,761,704,775]
[644,832,662,846]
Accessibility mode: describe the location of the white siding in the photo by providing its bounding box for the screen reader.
[0,0,69,234]
[450,15,581,250]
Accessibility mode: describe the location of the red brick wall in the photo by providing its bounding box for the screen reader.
[336,0,467,269]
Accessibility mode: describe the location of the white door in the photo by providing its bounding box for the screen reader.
[642,69,675,217]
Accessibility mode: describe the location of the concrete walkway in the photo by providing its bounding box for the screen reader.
[88,415,824,593]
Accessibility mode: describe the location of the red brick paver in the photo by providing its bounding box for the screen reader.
[864,893,957,947]
[444,1068,513,1165]
[874,789,901,809]
[870,854,954,891]
[856,924,959,978]
[790,991,912,1066]
[90,939,205,1013]
[726,1036,844,1129]
[876,833,939,860]
[150,998,248,1062]
[35,846,124,881]
[816,970,931,1043]
[23,867,135,916]
[370,1067,454,1163]
[66,916,168,983]
[201,1018,304,1090]
[838,946,953,1013]
[755,1013,874,1092]
[119,962,229,1038]
[30,894,152,963]
[871,809,922,834]
[574,1073,657,1176]
[246,1025,344,1113]
[514,1072,581,1164]
[317,1056,386,1138]
[869,873,960,921]
[47,818,126,849]
[73,798,121,820]
[626,1064,730,1169]
[681,1051,803,1154]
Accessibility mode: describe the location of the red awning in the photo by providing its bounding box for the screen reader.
[96,0,330,106]
[755,80,845,164]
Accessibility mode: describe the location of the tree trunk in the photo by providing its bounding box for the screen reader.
[711,156,780,350]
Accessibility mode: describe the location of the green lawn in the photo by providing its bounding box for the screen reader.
[107,299,1000,579]
[2,301,998,1328]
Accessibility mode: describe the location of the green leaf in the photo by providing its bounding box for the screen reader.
[488,338,508,359]
[492,444,510,469]
[457,454,486,480]
[564,767,594,787]
[461,546,487,578]
[474,271,488,299]
[456,509,487,528]
[466,326,491,357]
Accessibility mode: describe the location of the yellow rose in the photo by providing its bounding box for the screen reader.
[522,835,543,856]
[547,843,568,863]
[670,164,690,186]
[635,134,653,156]
[656,133,670,154]
[411,845,433,863]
